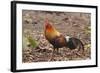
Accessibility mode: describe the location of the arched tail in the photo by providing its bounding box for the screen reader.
[78,39,84,51]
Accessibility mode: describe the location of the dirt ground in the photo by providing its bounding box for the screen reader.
[22,10,91,63]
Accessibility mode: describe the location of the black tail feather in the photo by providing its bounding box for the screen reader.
[77,39,84,51]
[66,37,84,51]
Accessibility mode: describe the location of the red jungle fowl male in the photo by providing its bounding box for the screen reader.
[44,19,84,54]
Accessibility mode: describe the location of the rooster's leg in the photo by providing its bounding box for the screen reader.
[54,48,61,55]
[49,48,57,61]
[49,49,55,61]
[49,48,61,61]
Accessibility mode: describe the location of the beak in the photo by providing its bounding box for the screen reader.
[44,18,52,29]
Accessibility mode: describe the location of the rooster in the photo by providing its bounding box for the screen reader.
[44,19,84,55]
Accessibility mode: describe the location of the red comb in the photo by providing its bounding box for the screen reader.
[45,18,49,24]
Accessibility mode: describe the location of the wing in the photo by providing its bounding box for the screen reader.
[49,35,67,48]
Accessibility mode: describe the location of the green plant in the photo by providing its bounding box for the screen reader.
[27,36,38,48]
